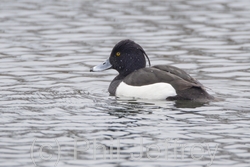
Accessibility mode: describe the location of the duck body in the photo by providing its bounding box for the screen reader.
[91,39,214,101]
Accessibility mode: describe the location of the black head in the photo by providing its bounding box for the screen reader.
[109,39,150,76]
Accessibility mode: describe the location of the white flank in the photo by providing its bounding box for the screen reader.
[116,82,177,100]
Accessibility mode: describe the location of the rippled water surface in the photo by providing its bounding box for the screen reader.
[0,0,250,167]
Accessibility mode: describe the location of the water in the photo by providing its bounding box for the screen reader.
[0,0,250,167]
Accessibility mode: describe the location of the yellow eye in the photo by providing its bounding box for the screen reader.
[116,52,121,56]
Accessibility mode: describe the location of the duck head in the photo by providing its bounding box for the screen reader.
[91,39,150,77]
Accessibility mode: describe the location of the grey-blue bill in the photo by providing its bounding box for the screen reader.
[90,58,112,72]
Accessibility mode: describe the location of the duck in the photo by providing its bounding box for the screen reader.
[90,39,214,101]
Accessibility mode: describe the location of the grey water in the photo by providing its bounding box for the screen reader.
[0,0,250,167]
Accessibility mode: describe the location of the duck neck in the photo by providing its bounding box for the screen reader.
[108,74,125,95]
[119,65,143,78]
